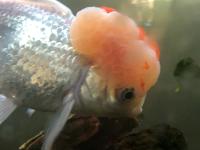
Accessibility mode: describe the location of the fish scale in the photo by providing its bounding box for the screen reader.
[0,0,81,111]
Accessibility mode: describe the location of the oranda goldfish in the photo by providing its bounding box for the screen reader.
[0,0,160,150]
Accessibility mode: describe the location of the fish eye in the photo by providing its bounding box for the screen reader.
[117,88,135,102]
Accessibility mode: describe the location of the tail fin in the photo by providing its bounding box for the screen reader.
[0,95,17,124]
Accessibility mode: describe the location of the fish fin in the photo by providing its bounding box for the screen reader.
[42,93,75,150]
[0,95,17,124]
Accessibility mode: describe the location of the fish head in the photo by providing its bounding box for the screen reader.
[70,7,160,118]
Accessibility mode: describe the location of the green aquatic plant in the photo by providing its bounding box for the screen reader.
[174,57,200,92]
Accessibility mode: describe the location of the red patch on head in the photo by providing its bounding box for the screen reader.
[140,79,145,91]
[144,61,150,70]
[138,27,160,60]
[138,27,146,40]
[149,39,160,60]
[100,6,116,13]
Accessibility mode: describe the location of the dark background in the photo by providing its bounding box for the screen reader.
[0,0,200,149]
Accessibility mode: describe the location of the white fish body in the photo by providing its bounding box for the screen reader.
[0,0,80,111]
[0,0,86,149]
[0,1,161,150]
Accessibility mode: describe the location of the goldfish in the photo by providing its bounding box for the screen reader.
[0,0,160,150]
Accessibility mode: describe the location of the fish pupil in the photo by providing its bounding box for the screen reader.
[124,91,133,99]
[121,88,134,101]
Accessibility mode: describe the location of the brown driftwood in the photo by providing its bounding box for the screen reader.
[19,116,187,150]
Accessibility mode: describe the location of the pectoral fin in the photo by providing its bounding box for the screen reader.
[0,95,17,124]
[42,93,75,150]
